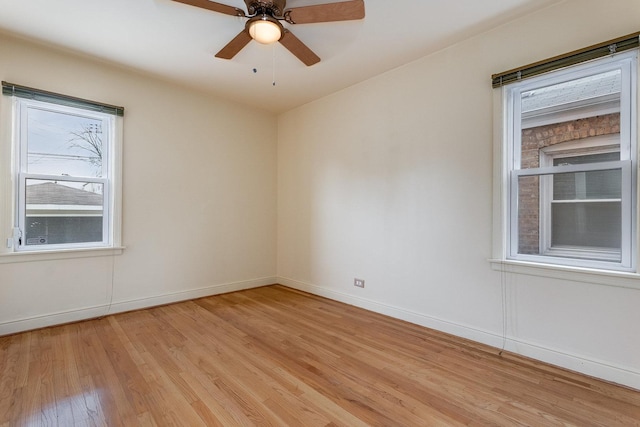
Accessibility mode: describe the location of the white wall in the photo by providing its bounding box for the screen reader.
[277,0,640,389]
[0,33,278,334]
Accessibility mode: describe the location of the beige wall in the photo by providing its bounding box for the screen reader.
[277,0,640,389]
[0,33,278,333]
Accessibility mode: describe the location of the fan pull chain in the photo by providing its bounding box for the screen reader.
[272,45,277,86]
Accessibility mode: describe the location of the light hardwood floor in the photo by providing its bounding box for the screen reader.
[1,285,639,426]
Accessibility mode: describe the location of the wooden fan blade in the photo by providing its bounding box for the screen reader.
[171,0,245,17]
[279,30,320,66]
[284,0,364,24]
[215,30,252,59]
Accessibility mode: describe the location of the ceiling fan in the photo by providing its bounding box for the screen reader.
[171,0,365,66]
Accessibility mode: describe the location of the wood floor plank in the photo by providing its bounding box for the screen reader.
[1,285,639,426]
[0,334,25,422]
[81,320,139,426]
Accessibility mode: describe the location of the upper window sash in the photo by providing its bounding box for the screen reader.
[508,53,636,171]
[16,99,113,179]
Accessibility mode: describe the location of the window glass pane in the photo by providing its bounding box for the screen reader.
[517,171,622,260]
[553,169,621,200]
[551,202,621,252]
[553,151,619,165]
[521,70,621,113]
[517,175,540,255]
[25,179,104,245]
[519,69,621,170]
[27,107,104,177]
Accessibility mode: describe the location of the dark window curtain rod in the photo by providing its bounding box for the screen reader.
[492,31,640,88]
[1,81,124,117]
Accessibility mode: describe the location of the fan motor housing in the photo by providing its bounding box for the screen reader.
[245,0,286,17]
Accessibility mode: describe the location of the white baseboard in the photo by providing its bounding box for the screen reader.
[278,276,640,391]
[106,276,276,316]
[0,276,276,336]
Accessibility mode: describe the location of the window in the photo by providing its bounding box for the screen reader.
[503,52,637,271]
[3,83,123,252]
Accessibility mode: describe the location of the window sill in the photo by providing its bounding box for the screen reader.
[0,246,125,264]
[489,259,640,290]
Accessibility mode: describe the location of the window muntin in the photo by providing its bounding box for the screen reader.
[506,52,636,271]
[15,99,113,251]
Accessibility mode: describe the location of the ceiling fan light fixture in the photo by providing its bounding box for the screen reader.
[248,15,282,44]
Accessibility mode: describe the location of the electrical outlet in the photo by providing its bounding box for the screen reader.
[354,278,365,288]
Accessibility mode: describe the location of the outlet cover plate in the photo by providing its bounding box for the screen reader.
[354,278,365,288]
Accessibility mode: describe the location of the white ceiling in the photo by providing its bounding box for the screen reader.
[0,0,561,113]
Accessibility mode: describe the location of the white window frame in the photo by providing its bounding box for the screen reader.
[10,97,122,253]
[503,51,637,272]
